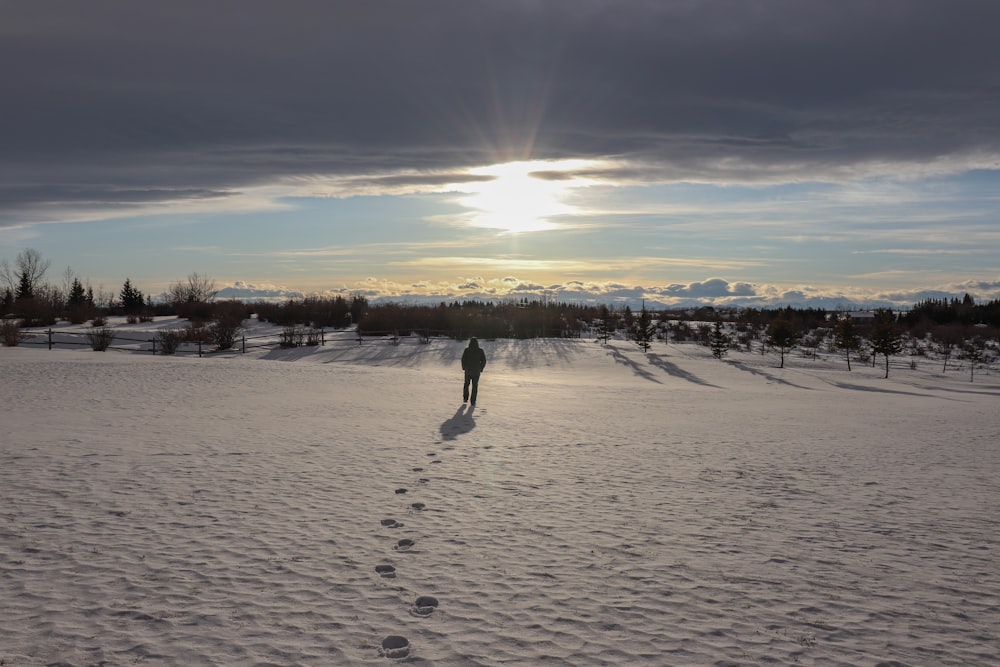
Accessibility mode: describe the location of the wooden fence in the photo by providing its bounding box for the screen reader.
[14,326,453,356]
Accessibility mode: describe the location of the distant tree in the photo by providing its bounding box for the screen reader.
[595,305,612,345]
[67,278,87,308]
[168,272,218,305]
[932,324,962,372]
[870,309,903,378]
[16,270,33,301]
[710,320,729,359]
[960,336,987,382]
[65,277,96,324]
[120,278,146,316]
[834,315,862,371]
[1,248,50,299]
[622,306,634,340]
[632,302,654,352]
[766,317,799,368]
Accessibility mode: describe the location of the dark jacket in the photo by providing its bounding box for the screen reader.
[461,339,487,376]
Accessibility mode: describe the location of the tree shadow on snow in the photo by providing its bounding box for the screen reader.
[646,353,720,388]
[725,359,813,390]
[605,346,661,383]
[440,405,476,440]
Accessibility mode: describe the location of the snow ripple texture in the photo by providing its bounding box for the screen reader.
[1,339,998,666]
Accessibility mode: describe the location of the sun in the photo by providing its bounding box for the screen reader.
[457,159,595,233]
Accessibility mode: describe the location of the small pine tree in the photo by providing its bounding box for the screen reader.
[67,278,87,308]
[120,278,145,316]
[65,278,93,324]
[632,302,654,352]
[595,305,612,345]
[710,320,729,359]
[870,309,903,378]
[960,336,986,383]
[16,270,33,301]
[834,314,861,371]
[766,317,799,368]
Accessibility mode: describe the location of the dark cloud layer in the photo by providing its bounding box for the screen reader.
[3,0,999,224]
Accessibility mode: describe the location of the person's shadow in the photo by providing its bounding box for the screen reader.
[439,405,476,440]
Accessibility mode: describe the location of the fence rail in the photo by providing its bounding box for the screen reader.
[13,326,434,356]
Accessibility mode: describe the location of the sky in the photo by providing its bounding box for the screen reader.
[2,0,1000,309]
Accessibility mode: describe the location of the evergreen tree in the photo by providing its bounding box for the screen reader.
[632,302,654,352]
[16,270,33,301]
[834,314,861,371]
[766,317,798,368]
[710,320,729,359]
[595,305,612,345]
[65,278,93,324]
[870,309,903,378]
[120,278,145,316]
[622,305,634,340]
[960,336,987,383]
[67,278,87,308]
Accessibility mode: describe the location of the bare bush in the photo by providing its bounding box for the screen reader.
[86,326,115,351]
[185,325,211,343]
[157,329,185,355]
[279,325,306,348]
[210,316,243,351]
[2,318,26,346]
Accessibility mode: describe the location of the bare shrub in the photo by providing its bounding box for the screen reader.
[2,318,26,346]
[306,328,322,346]
[210,316,242,350]
[86,326,115,351]
[185,325,211,343]
[92,315,107,327]
[157,329,185,355]
[279,325,306,348]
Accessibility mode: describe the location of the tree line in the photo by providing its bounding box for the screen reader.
[2,249,997,379]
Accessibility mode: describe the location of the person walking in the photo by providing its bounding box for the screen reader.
[461,337,487,406]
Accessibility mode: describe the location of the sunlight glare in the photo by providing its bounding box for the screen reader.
[458,159,598,233]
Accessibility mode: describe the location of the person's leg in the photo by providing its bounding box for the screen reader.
[463,374,471,402]
[470,374,479,405]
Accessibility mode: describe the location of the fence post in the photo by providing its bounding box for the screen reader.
[242,336,246,354]
[198,341,203,357]
[150,338,157,354]
[48,328,53,350]
[321,328,325,346]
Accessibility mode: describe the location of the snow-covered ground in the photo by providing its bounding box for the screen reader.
[2,325,999,666]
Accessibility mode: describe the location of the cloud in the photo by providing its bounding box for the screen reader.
[3,1,1000,225]
[262,274,997,311]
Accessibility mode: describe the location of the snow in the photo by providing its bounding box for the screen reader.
[2,325,999,666]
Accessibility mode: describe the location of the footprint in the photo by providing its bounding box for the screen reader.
[417,478,429,484]
[430,460,442,464]
[412,595,439,616]
[381,635,410,659]
[412,467,424,472]
[410,502,426,511]
[375,564,397,578]
[393,538,415,551]
[426,452,437,457]
[381,518,403,528]
[395,488,408,494]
